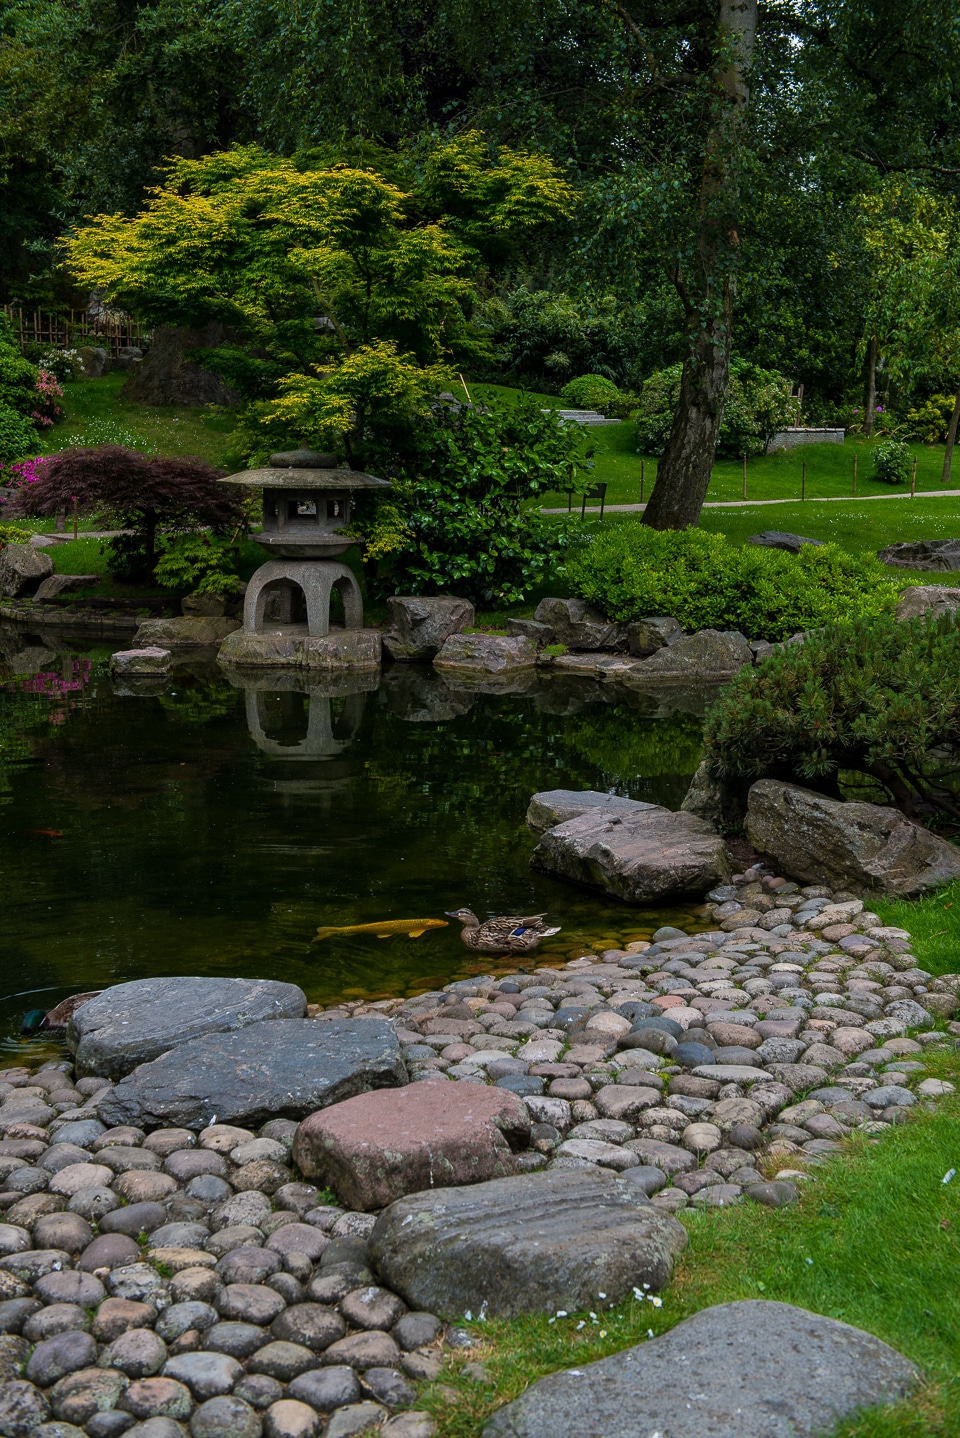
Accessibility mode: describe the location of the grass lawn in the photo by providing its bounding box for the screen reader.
[873,881,960,978]
[472,383,958,510]
[420,1051,960,1438]
[50,373,236,467]
[564,495,960,561]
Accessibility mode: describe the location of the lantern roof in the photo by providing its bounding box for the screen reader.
[220,449,391,490]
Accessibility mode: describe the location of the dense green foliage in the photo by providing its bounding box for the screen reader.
[153,533,242,595]
[566,525,898,642]
[635,360,799,460]
[872,439,912,485]
[359,395,585,603]
[703,612,960,823]
[560,374,636,419]
[0,406,38,465]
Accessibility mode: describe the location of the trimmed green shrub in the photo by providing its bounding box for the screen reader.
[0,404,38,464]
[703,611,960,824]
[0,524,34,550]
[906,394,957,444]
[872,438,911,485]
[565,524,898,642]
[635,358,798,458]
[560,374,636,418]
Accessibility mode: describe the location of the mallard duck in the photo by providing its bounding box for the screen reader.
[20,991,101,1036]
[444,908,561,955]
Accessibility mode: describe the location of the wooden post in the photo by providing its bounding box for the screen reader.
[640,459,645,505]
[911,456,917,496]
[742,453,747,500]
[853,454,857,496]
[802,460,806,501]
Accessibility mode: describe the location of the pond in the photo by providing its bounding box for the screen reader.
[0,622,711,1059]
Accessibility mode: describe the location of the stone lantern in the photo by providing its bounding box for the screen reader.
[218,450,391,669]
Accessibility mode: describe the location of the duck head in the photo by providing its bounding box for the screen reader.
[444,909,479,928]
[20,1009,46,1036]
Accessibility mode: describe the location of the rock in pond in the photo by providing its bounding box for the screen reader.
[67,978,307,1079]
[293,1081,531,1210]
[530,805,730,904]
[34,573,101,600]
[382,596,474,661]
[110,648,172,676]
[625,616,681,657]
[532,598,627,652]
[369,1168,687,1319]
[748,530,825,553]
[879,538,960,571]
[482,1299,918,1438]
[217,629,382,670]
[745,779,960,895]
[133,616,240,649]
[98,1018,406,1130]
[525,789,659,837]
[0,543,53,598]
[631,628,753,679]
[433,633,536,676]
[894,584,960,621]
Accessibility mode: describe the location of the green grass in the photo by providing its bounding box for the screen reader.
[566,496,960,563]
[873,881,960,977]
[472,383,958,510]
[49,373,236,467]
[421,1057,960,1438]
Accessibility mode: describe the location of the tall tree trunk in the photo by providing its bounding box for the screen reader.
[642,0,757,531]
[942,382,960,486]
[862,334,878,437]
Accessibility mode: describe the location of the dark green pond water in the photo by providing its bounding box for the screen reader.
[0,622,709,1060]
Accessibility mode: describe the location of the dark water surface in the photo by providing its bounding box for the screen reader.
[0,623,709,1059]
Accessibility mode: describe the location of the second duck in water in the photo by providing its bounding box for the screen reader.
[445,908,561,955]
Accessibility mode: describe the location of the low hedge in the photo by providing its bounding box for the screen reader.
[565,524,899,642]
[703,611,960,823]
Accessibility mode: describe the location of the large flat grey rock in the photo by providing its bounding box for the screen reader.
[98,1017,407,1130]
[525,789,661,837]
[745,780,960,896]
[482,1300,918,1438]
[369,1167,687,1320]
[67,978,308,1079]
[530,805,730,903]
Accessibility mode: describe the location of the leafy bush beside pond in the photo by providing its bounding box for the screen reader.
[566,524,898,641]
[703,612,960,825]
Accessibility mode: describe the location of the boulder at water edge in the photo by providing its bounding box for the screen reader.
[294,1081,531,1209]
[632,627,753,679]
[525,788,660,836]
[482,1300,918,1438]
[433,633,536,676]
[369,1168,687,1319]
[532,597,627,651]
[134,616,240,648]
[98,1017,406,1129]
[67,976,307,1078]
[382,595,475,660]
[531,805,730,903]
[0,543,53,598]
[745,779,960,895]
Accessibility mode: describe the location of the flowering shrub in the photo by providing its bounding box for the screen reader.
[33,369,64,427]
[872,438,911,485]
[37,349,84,383]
